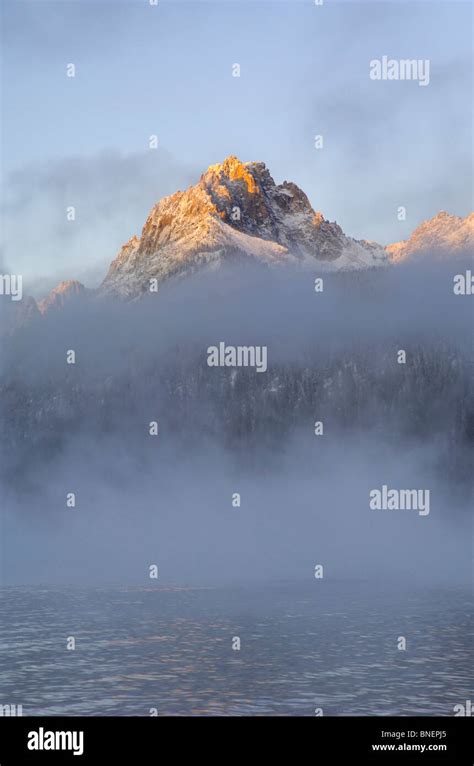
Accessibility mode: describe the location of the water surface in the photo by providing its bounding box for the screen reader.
[0,583,471,716]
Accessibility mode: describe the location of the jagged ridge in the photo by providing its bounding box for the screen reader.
[100,155,387,298]
[386,211,474,262]
[5,157,473,321]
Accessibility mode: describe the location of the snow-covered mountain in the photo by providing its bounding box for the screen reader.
[100,155,387,299]
[4,157,473,323]
[386,211,474,262]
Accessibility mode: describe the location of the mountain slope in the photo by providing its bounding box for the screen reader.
[38,280,87,314]
[386,211,474,262]
[100,156,387,298]
[8,158,472,319]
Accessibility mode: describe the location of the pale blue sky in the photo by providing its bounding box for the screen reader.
[1,0,472,290]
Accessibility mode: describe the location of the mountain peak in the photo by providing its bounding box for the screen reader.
[38,279,86,314]
[204,155,261,194]
[386,210,473,262]
[100,156,389,298]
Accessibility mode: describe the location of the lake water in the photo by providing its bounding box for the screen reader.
[0,582,471,716]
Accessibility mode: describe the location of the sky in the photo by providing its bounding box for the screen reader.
[1,0,472,293]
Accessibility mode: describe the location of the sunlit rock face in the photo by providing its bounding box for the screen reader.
[100,155,388,299]
[15,158,473,312]
[38,280,87,314]
[386,212,474,262]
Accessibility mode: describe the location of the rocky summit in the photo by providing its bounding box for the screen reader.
[386,211,474,262]
[6,157,473,319]
[99,155,387,299]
